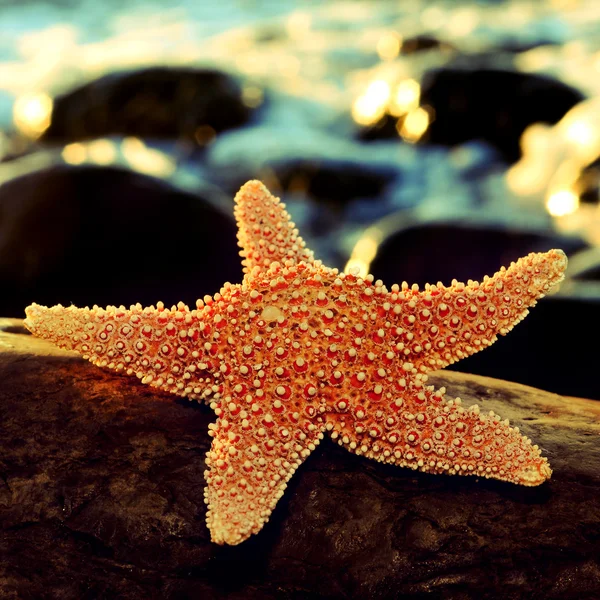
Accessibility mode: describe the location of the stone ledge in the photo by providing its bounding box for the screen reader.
[1,318,598,599]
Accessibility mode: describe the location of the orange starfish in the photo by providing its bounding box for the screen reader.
[25,181,567,545]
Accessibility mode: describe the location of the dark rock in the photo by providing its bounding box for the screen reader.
[1,322,599,599]
[365,222,595,398]
[400,34,456,55]
[42,67,257,143]
[357,113,401,142]
[575,155,600,207]
[368,221,587,286]
[212,151,400,207]
[420,68,584,162]
[263,157,399,205]
[498,39,560,54]
[0,163,242,318]
[451,295,600,401]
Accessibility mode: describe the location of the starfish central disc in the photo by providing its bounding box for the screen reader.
[24,180,568,545]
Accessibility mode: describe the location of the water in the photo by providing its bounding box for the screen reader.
[1,0,600,251]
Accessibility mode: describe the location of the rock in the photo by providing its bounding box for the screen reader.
[449,294,600,401]
[368,222,587,287]
[42,67,257,143]
[357,113,401,142]
[575,154,600,208]
[1,320,599,599]
[251,157,399,206]
[366,222,596,399]
[420,67,584,162]
[399,34,456,55]
[208,128,401,206]
[498,39,560,54]
[0,163,242,318]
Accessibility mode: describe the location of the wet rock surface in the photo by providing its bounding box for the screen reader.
[0,164,242,317]
[42,67,256,143]
[1,319,599,599]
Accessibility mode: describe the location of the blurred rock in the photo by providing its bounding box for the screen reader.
[357,113,400,142]
[0,163,241,317]
[576,155,600,207]
[451,295,600,401]
[42,67,257,143]
[366,222,595,398]
[368,222,587,285]
[400,34,456,55]
[208,128,401,206]
[255,157,399,205]
[498,39,560,54]
[1,323,599,599]
[420,67,584,162]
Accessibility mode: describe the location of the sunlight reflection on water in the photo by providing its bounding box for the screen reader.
[1,0,600,241]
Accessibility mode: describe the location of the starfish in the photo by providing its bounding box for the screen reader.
[24,180,567,545]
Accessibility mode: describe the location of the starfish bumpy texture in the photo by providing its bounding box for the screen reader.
[25,180,567,545]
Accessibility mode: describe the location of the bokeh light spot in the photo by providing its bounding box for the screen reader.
[546,190,580,217]
[13,93,53,138]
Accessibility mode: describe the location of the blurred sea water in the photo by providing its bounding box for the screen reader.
[1,0,600,253]
[1,0,598,101]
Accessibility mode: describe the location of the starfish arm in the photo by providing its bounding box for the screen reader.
[24,300,228,402]
[389,249,567,372]
[325,381,551,486]
[234,180,314,277]
[204,396,325,545]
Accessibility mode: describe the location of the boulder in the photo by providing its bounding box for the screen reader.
[420,67,584,162]
[399,34,457,56]
[42,67,257,143]
[1,319,598,599]
[222,156,399,206]
[206,127,401,207]
[365,221,596,399]
[368,222,588,286]
[0,163,242,318]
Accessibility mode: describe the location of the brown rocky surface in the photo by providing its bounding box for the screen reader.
[1,317,599,599]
